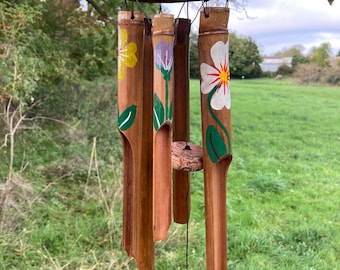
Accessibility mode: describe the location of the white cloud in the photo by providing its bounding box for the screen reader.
[163,0,340,55]
[229,0,340,54]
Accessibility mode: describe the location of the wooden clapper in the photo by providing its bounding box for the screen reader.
[117,1,232,269]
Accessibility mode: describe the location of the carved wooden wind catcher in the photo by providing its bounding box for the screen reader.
[117,1,232,269]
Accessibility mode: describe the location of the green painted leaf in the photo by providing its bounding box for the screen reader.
[118,105,137,131]
[169,101,173,121]
[206,125,227,163]
[153,93,164,131]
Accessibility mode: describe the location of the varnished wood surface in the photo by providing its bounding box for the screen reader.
[198,7,231,270]
[152,13,175,242]
[118,11,155,269]
[172,141,203,172]
[173,18,191,224]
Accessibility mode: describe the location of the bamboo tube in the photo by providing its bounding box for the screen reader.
[198,7,232,270]
[173,18,191,224]
[152,13,175,241]
[135,18,155,269]
[118,11,154,269]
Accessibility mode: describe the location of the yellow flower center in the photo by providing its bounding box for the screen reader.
[219,69,229,84]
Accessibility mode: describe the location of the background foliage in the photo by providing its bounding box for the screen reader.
[229,32,262,78]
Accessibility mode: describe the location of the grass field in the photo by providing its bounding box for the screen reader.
[0,78,339,269]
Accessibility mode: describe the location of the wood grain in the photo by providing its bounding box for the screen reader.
[173,18,191,224]
[172,141,203,172]
[198,7,231,270]
[152,13,175,242]
[118,11,155,269]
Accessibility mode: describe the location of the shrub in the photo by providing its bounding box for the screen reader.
[261,71,275,78]
[277,64,293,76]
[292,63,340,86]
[293,63,322,83]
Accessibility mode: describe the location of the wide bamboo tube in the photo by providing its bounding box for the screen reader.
[152,13,175,241]
[118,11,154,269]
[198,7,232,270]
[173,18,191,224]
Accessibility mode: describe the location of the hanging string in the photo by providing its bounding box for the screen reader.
[225,0,229,8]
[183,143,191,150]
[124,0,128,10]
[176,2,186,19]
[185,175,190,270]
[135,0,148,19]
[131,0,135,20]
[186,0,189,20]
[203,0,209,18]
[190,1,205,26]
[184,1,191,266]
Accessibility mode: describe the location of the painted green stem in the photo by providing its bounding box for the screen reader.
[207,86,231,154]
[165,79,169,120]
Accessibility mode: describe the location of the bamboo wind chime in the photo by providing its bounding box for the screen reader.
[117,1,231,269]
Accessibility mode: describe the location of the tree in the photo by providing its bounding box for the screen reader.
[0,0,159,119]
[310,42,332,68]
[229,32,262,78]
[276,45,305,66]
[274,44,305,57]
[274,45,310,69]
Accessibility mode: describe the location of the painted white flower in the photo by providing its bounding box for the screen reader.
[200,40,231,110]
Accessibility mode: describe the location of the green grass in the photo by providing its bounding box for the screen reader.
[0,78,339,269]
[225,79,340,269]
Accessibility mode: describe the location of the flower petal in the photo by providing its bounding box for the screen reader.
[118,60,126,80]
[211,40,229,69]
[119,29,128,49]
[211,85,231,110]
[124,42,137,67]
[200,63,220,94]
[155,41,173,72]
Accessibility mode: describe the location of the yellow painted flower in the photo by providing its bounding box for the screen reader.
[118,29,137,80]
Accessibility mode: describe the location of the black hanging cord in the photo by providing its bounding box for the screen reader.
[185,176,190,270]
[124,0,128,10]
[190,0,204,26]
[134,0,149,19]
[131,0,135,19]
[203,0,209,18]
[176,2,186,19]
[186,0,189,20]
[183,143,191,150]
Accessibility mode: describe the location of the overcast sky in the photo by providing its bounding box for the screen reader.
[163,0,340,56]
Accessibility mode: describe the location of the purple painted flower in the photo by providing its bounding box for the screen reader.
[155,41,173,77]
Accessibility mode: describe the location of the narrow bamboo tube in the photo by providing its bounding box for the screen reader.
[152,13,175,241]
[173,18,191,224]
[118,11,154,269]
[135,18,155,269]
[198,7,232,270]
